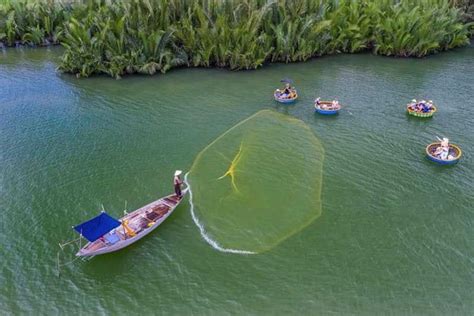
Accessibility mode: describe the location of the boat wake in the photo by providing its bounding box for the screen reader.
[184,173,255,255]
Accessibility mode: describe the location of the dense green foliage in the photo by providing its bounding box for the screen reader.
[371,0,473,56]
[451,0,474,23]
[1,0,472,78]
[0,0,69,46]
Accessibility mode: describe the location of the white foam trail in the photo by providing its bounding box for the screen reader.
[184,173,255,255]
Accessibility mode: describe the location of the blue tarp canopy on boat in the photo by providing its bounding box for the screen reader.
[74,212,121,242]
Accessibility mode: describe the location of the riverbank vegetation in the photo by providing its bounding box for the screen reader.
[0,0,67,46]
[1,0,472,78]
[452,0,474,23]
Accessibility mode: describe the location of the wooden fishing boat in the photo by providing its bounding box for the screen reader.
[315,101,341,115]
[425,142,462,165]
[274,89,298,104]
[407,104,437,118]
[74,188,188,257]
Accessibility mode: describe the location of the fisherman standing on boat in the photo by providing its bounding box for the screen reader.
[174,170,183,198]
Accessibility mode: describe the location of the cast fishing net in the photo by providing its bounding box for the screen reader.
[187,110,324,253]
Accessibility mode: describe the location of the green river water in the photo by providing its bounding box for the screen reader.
[1,46,473,315]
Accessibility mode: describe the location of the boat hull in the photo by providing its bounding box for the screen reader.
[425,142,462,165]
[76,188,188,257]
[315,108,339,115]
[274,90,298,104]
[407,104,437,118]
[314,101,341,115]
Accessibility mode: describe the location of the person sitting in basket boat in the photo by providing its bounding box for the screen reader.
[315,97,321,106]
[281,83,295,99]
[426,100,434,110]
[174,170,183,198]
[438,136,449,149]
[416,101,424,112]
[409,99,426,112]
[434,137,451,160]
[419,100,430,113]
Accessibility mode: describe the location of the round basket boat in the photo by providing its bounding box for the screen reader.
[315,101,341,115]
[274,89,298,104]
[407,104,437,118]
[425,142,462,165]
